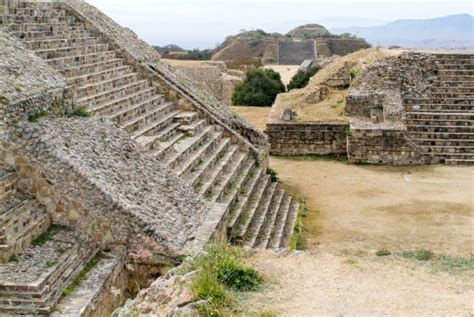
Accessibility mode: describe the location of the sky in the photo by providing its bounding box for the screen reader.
[87,0,473,49]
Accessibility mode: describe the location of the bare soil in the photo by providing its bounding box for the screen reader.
[232,106,474,316]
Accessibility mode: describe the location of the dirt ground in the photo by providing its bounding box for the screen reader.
[264,65,299,86]
[233,106,474,316]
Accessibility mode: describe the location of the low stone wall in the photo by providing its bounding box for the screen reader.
[347,128,424,165]
[266,122,348,155]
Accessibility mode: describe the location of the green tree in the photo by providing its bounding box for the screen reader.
[287,66,321,91]
[232,68,286,107]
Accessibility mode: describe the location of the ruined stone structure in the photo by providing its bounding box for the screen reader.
[268,51,473,165]
[0,0,299,315]
[277,40,316,65]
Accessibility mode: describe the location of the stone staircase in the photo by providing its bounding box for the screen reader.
[0,159,114,315]
[0,1,299,250]
[404,53,474,164]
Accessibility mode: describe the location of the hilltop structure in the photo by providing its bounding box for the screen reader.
[212,25,370,64]
[0,0,299,315]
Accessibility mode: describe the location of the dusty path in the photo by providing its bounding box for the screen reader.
[232,106,474,316]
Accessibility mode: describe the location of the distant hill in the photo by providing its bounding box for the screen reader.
[331,14,474,49]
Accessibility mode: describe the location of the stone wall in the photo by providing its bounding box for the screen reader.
[347,128,424,165]
[324,38,372,57]
[278,40,316,65]
[0,29,67,129]
[266,122,348,155]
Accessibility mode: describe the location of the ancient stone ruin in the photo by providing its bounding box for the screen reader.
[267,51,474,165]
[0,0,299,315]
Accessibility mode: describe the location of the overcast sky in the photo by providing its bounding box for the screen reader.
[87,0,473,49]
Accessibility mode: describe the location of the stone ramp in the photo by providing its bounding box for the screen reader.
[405,53,474,164]
[1,0,299,253]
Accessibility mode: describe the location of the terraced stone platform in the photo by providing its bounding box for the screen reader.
[404,53,474,164]
[0,0,299,254]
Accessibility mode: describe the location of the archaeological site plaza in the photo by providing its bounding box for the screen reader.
[0,0,472,316]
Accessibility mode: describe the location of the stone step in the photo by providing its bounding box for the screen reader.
[404,97,474,105]
[67,65,133,87]
[0,172,16,202]
[12,29,93,41]
[24,35,99,50]
[248,187,284,249]
[445,159,474,165]
[47,50,119,69]
[173,111,199,124]
[436,69,474,76]
[279,201,300,249]
[406,104,474,112]
[60,58,125,78]
[267,196,292,249]
[74,72,139,99]
[436,64,474,70]
[254,189,286,249]
[407,125,473,133]
[150,132,185,160]
[178,119,206,137]
[420,145,474,154]
[77,80,151,109]
[219,159,256,208]
[226,167,264,232]
[242,182,279,247]
[8,22,85,33]
[119,101,175,134]
[187,138,232,186]
[406,112,474,121]
[430,93,474,99]
[0,200,50,263]
[0,14,77,25]
[111,95,167,126]
[411,138,474,147]
[197,145,240,196]
[431,87,474,94]
[408,132,474,140]
[165,126,215,171]
[176,131,225,177]
[90,87,156,115]
[9,7,67,18]
[405,119,472,127]
[435,58,474,65]
[231,174,271,240]
[0,229,98,314]
[14,2,67,11]
[430,80,474,88]
[51,254,120,317]
[421,152,474,161]
[210,151,249,203]
[130,109,181,141]
[136,122,182,150]
[36,43,111,60]
[432,75,474,82]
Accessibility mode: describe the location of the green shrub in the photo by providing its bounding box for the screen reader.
[191,269,229,307]
[28,110,48,122]
[287,66,320,91]
[69,106,91,117]
[267,168,279,183]
[232,68,285,107]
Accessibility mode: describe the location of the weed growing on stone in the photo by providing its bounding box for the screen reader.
[290,200,307,250]
[69,106,91,118]
[56,247,66,254]
[266,167,279,182]
[61,256,99,298]
[8,255,18,263]
[32,224,65,247]
[46,260,57,268]
[27,110,48,122]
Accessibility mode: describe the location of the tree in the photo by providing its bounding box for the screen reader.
[232,68,286,107]
[287,66,320,91]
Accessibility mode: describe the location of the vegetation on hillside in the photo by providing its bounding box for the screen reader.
[226,57,263,71]
[174,48,214,60]
[232,68,286,107]
[287,66,321,91]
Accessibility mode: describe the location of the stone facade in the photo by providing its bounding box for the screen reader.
[266,122,348,155]
[277,40,316,65]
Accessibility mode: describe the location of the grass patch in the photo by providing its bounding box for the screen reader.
[27,110,48,122]
[57,247,66,254]
[435,255,474,273]
[8,255,18,263]
[402,249,433,261]
[46,260,57,268]
[69,106,91,118]
[191,244,263,314]
[376,249,391,257]
[61,256,99,298]
[31,224,65,247]
[290,200,307,251]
